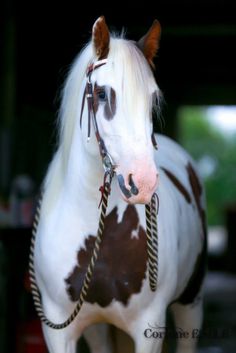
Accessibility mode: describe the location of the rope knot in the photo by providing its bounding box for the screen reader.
[98,172,112,208]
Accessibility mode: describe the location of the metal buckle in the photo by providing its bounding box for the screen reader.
[102,153,115,174]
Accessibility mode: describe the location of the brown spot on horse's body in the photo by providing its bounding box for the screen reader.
[161,167,192,204]
[65,206,147,307]
[186,162,207,238]
[177,162,207,305]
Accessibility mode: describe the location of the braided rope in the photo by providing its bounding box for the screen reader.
[29,183,159,329]
[145,193,159,291]
[29,182,111,329]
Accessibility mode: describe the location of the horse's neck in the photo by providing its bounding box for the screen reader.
[42,119,120,234]
[64,134,104,208]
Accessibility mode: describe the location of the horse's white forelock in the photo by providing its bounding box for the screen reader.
[107,38,159,117]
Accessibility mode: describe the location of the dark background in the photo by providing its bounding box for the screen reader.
[0,0,236,193]
[0,1,236,353]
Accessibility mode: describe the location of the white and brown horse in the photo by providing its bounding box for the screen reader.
[33,16,207,353]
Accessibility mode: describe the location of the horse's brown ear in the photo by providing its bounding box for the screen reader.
[137,20,161,68]
[92,16,110,60]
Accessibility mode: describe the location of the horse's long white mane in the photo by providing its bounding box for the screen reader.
[58,44,93,167]
[42,36,160,213]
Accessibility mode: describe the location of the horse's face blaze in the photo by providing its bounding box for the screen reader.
[65,205,147,307]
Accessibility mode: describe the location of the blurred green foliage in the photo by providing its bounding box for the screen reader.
[178,106,236,225]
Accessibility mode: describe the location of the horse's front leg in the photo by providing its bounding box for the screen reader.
[170,295,203,353]
[43,324,77,353]
[83,323,114,353]
[129,301,167,353]
[40,296,79,353]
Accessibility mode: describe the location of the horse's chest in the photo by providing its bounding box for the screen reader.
[65,205,147,307]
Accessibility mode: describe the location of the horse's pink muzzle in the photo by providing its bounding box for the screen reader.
[116,159,158,204]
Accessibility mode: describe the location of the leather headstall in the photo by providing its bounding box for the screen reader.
[79,59,158,175]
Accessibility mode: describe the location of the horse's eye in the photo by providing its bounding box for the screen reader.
[97,89,107,101]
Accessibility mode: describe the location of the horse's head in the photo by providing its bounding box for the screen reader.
[82,16,161,204]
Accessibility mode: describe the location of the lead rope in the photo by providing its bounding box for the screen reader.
[29,178,112,329]
[29,186,158,329]
[145,193,159,291]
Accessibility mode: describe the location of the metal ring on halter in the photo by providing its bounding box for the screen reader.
[102,152,115,174]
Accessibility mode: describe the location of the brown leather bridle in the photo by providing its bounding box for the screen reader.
[79,58,158,179]
[80,59,115,176]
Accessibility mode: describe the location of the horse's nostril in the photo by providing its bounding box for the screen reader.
[117,174,132,198]
[129,175,139,196]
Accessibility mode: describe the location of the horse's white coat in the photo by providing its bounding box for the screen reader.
[34,34,206,353]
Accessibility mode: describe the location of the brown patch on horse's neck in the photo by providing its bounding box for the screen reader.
[161,167,192,204]
[65,205,147,307]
